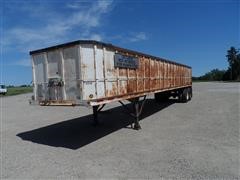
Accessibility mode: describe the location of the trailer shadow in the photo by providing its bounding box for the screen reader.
[17,99,177,150]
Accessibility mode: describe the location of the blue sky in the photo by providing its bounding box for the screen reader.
[1,0,239,85]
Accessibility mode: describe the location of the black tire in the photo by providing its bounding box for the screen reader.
[178,91,183,102]
[189,87,193,99]
[179,88,189,103]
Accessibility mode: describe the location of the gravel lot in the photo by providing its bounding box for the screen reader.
[1,82,239,179]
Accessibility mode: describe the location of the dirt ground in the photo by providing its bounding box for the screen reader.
[1,82,239,179]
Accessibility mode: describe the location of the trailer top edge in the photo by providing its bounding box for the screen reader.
[29,40,191,69]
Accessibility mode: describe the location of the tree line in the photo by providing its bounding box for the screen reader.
[6,85,32,88]
[193,47,240,81]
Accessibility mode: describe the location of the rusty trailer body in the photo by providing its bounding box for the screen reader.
[30,40,192,129]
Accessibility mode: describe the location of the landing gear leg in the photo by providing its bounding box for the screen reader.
[93,105,99,126]
[119,96,146,130]
[133,99,141,130]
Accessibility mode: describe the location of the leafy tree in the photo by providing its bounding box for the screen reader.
[7,85,14,88]
[193,46,240,81]
[226,47,240,80]
[197,69,226,81]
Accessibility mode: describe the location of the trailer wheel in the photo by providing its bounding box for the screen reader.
[179,88,189,103]
[186,89,190,101]
[189,87,193,99]
[187,88,192,101]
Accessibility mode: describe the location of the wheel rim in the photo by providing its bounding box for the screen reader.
[186,91,189,100]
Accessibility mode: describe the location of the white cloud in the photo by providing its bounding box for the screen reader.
[66,3,83,9]
[109,32,148,43]
[89,34,102,41]
[3,0,113,53]
[94,0,113,13]
[129,32,147,42]
[3,0,148,68]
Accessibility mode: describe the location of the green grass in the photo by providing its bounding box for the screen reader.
[1,86,33,96]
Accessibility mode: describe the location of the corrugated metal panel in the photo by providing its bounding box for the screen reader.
[33,54,45,83]
[31,41,192,106]
[95,46,105,98]
[63,46,79,100]
[47,51,62,77]
[104,48,117,97]
[81,44,96,100]
[32,54,47,101]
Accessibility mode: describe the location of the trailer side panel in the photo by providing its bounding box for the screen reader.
[30,41,192,106]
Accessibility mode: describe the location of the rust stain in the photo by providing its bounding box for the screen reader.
[106,60,117,77]
[144,58,150,78]
[119,80,127,95]
[144,78,150,91]
[119,68,127,77]
[129,68,135,77]
[159,65,161,89]
[159,62,163,89]
[137,57,144,78]
[144,58,150,91]
[103,54,191,102]
[137,80,144,92]
[81,64,87,68]
[170,64,172,87]
[106,82,118,97]
[150,60,155,78]
[127,79,137,93]
[164,63,166,89]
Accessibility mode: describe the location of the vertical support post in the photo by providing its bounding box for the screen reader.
[102,47,107,97]
[59,50,66,100]
[79,45,83,100]
[163,62,165,89]
[93,105,99,125]
[116,52,120,96]
[93,45,98,98]
[31,56,37,101]
[43,52,49,100]
[133,98,141,130]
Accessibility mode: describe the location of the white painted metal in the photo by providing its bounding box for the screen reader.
[81,44,96,100]
[32,54,45,100]
[62,46,79,100]
[95,46,105,98]
[31,56,37,99]
[31,44,117,102]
